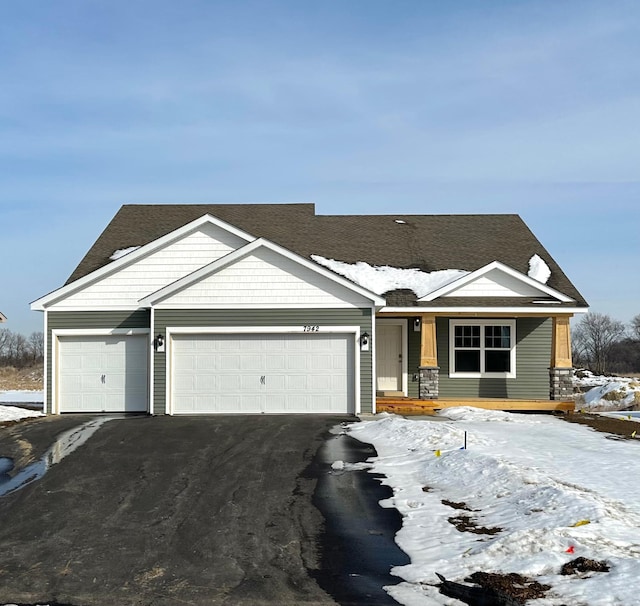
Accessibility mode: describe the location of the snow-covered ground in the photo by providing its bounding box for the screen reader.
[0,390,44,404]
[343,410,640,605]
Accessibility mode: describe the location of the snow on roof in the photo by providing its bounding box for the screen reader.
[528,254,551,284]
[311,255,468,298]
[109,246,141,261]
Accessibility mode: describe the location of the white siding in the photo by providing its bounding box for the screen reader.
[56,224,249,309]
[155,248,371,307]
[445,269,543,297]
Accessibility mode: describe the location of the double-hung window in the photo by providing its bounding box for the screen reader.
[449,320,516,378]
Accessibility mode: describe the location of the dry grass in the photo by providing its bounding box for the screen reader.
[0,364,43,391]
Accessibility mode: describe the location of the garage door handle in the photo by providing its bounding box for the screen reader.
[101,374,106,384]
[260,375,265,385]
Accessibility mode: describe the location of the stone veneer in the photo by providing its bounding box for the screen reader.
[419,366,439,399]
[550,367,574,400]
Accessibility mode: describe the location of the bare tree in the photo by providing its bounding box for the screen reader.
[28,332,44,363]
[572,312,626,375]
[631,314,640,341]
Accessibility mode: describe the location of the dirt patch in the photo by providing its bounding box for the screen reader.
[436,571,550,605]
[442,499,473,511]
[562,412,640,440]
[466,571,550,603]
[0,364,43,391]
[560,557,610,576]
[448,514,501,535]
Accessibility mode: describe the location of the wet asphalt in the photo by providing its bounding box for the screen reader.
[0,414,407,606]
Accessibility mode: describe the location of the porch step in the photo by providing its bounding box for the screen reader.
[376,397,574,415]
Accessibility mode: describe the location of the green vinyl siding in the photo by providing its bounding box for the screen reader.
[437,317,552,399]
[46,310,151,411]
[153,308,373,415]
[406,320,421,398]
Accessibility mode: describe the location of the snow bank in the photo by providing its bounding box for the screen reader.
[574,370,640,410]
[0,405,43,422]
[346,411,640,605]
[311,255,467,298]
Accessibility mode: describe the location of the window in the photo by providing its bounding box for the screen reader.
[449,320,516,378]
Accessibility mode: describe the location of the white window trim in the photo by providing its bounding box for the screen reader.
[449,319,516,379]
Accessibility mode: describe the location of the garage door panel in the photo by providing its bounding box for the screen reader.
[171,333,354,414]
[58,335,148,413]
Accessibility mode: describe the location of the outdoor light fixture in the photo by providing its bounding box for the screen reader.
[413,317,421,332]
[360,331,370,351]
[154,334,165,353]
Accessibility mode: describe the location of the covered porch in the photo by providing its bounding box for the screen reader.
[374,312,575,413]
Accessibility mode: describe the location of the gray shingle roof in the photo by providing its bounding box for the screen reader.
[65,203,588,307]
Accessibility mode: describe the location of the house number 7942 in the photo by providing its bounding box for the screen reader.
[303,325,320,332]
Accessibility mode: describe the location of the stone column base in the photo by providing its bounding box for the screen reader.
[550,367,574,400]
[419,366,440,400]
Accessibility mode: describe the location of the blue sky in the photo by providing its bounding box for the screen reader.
[1,0,639,335]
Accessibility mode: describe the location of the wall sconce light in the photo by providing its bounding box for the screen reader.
[154,334,165,353]
[413,317,421,332]
[360,331,370,351]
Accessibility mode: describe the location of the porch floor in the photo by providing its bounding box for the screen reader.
[376,396,575,415]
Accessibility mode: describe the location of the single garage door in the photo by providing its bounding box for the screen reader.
[58,335,148,413]
[171,333,355,414]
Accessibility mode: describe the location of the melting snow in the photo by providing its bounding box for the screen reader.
[110,246,140,261]
[346,410,640,605]
[311,255,468,298]
[528,254,551,284]
[0,405,43,422]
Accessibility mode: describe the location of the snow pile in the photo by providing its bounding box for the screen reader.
[346,411,640,605]
[528,254,551,284]
[0,405,43,423]
[311,255,468,298]
[110,246,140,261]
[574,370,640,410]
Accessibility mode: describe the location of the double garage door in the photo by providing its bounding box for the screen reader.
[171,333,355,414]
[58,335,148,413]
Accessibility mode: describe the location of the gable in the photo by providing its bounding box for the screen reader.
[145,244,379,308]
[34,220,252,310]
[418,261,573,304]
[444,268,546,298]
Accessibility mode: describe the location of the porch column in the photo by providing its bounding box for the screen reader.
[419,314,439,400]
[550,316,574,400]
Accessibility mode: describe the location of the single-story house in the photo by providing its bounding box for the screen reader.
[31,204,588,415]
[0,311,6,323]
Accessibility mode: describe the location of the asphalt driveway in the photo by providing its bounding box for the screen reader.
[0,414,355,606]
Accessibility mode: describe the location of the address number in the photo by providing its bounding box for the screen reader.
[303,325,320,332]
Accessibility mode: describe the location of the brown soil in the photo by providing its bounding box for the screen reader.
[466,571,551,603]
[0,364,43,391]
[560,557,609,576]
[442,498,473,511]
[448,514,502,535]
[562,411,640,440]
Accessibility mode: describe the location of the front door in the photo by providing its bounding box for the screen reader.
[376,322,404,394]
